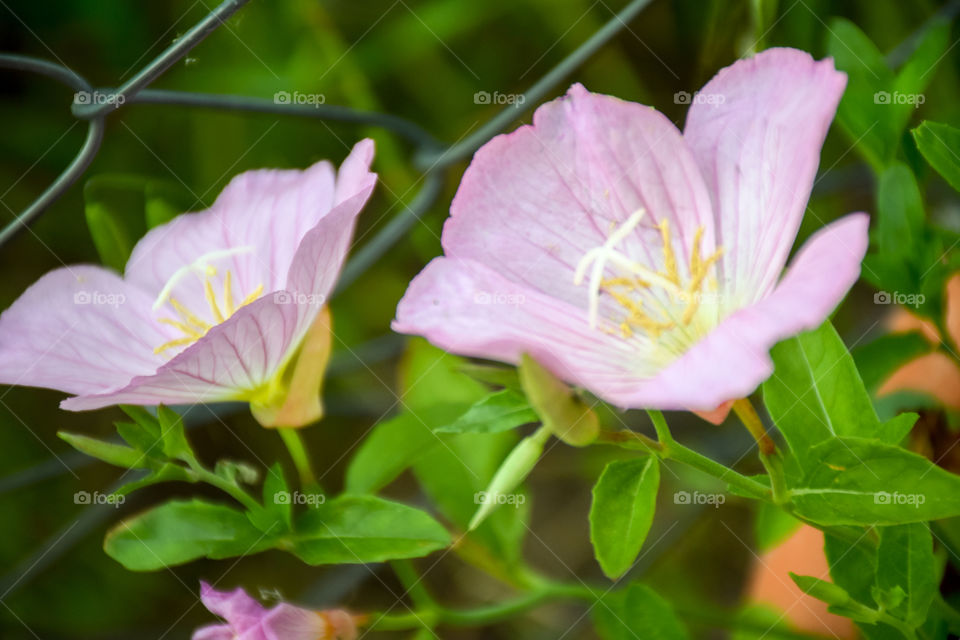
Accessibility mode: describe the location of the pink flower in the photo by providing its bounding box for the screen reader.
[394,49,868,411]
[0,140,376,411]
[193,582,358,640]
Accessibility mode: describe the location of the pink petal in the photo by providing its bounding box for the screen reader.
[62,183,374,411]
[396,214,867,411]
[0,266,169,395]
[261,604,330,640]
[61,293,310,410]
[199,582,266,628]
[617,213,869,410]
[191,625,236,640]
[125,140,374,325]
[683,48,847,306]
[443,83,715,308]
[393,257,642,394]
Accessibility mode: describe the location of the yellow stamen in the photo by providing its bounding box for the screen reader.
[204,277,225,323]
[241,284,264,306]
[224,271,235,317]
[169,297,211,332]
[158,318,203,338]
[154,337,199,355]
[659,219,680,285]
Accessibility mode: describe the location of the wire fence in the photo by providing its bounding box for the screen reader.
[0,0,653,604]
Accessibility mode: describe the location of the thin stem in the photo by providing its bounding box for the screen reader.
[391,560,436,610]
[648,410,771,500]
[731,398,776,455]
[731,398,788,504]
[278,428,317,488]
[190,466,261,512]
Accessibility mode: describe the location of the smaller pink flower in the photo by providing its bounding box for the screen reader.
[0,140,376,413]
[193,582,358,640]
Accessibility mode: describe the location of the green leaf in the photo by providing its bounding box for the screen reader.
[468,427,548,530]
[157,405,193,462]
[434,389,537,435]
[593,583,689,640]
[790,437,960,526]
[754,502,802,553]
[104,498,272,570]
[876,523,936,626]
[763,322,885,470]
[345,406,459,495]
[913,121,960,193]
[827,19,899,169]
[120,406,161,439]
[114,421,163,458]
[413,430,529,571]
[83,175,147,272]
[249,462,292,533]
[291,496,450,564]
[58,432,144,469]
[589,457,659,579]
[113,463,192,497]
[875,163,926,258]
[456,362,522,391]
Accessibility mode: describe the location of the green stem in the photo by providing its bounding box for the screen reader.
[391,560,436,609]
[190,466,261,512]
[278,427,317,488]
[598,411,771,500]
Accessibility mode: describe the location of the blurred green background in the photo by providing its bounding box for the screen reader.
[0,0,958,638]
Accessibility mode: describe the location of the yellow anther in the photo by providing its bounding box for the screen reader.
[224,271,235,317]
[154,337,199,355]
[204,279,225,323]
[659,219,680,285]
[169,297,211,333]
[154,269,264,357]
[575,214,724,345]
[158,318,203,338]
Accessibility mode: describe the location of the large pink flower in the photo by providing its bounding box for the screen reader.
[394,49,868,411]
[193,582,357,640]
[0,140,376,411]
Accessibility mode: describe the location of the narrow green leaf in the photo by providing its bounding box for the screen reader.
[249,462,292,533]
[58,432,144,469]
[468,427,548,530]
[104,499,272,570]
[913,121,960,193]
[434,389,537,435]
[875,163,926,257]
[589,457,659,579]
[157,405,193,462]
[292,496,450,564]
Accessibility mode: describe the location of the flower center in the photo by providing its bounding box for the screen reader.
[573,209,723,355]
[152,248,264,355]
